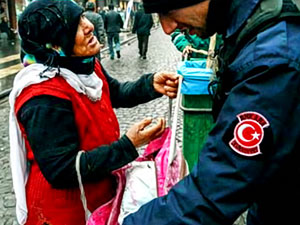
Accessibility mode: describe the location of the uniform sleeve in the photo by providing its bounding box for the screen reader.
[123,62,300,224]
[101,67,162,108]
[17,95,138,189]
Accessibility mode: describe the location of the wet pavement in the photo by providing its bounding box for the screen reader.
[0,27,246,225]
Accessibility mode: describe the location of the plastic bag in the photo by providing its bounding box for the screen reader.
[177,60,213,95]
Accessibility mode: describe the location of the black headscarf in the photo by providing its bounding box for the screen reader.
[18,0,95,74]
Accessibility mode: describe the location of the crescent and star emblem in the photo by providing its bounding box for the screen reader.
[229,112,269,157]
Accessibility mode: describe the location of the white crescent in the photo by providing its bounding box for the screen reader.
[237,124,255,142]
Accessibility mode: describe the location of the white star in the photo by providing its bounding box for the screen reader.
[251,131,260,140]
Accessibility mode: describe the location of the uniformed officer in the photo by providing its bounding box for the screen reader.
[123,0,300,224]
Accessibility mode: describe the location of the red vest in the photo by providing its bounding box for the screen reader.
[15,61,120,225]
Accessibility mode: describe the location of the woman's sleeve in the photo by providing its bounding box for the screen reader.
[17,95,138,189]
[101,67,162,108]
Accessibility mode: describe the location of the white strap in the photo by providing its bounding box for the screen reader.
[168,76,183,165]
[206,33,217,69]
[168,98,172,128]
[75,150,91,222]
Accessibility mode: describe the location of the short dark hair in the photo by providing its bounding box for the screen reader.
[85,1,95,11]
[108,4,114,10]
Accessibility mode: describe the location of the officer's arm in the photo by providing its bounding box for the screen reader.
[123,62,299,224]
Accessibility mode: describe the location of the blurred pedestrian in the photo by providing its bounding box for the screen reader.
[104,4,123,60]
[171,29,223,60]
[84,1,105,60]
[97,6,106,22]
[0,0,6,21]
[0,16,15,45]
[171,29,209,59]
[132,4,153,60]
[10,0,179,224]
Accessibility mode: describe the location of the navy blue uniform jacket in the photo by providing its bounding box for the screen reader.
[123,0,300,224]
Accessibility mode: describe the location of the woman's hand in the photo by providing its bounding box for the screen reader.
[153,72,179,98]
[126,117,166,148]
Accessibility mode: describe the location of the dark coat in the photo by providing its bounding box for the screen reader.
[132,10,153,36]
[104,10,123,33]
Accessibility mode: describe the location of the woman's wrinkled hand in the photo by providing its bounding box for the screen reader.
[126,117,166,148]
[153,72,179,98]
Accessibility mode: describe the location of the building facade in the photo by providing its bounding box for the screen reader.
[3,0,142,32]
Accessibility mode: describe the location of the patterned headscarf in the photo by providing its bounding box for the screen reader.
[18,0,95,74]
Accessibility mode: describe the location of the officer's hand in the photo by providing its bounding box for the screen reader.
[126,117,166,148]
[153,72,179,98]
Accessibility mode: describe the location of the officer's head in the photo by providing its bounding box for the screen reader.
[142,0,228,38]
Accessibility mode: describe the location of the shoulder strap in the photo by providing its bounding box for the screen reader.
[221,0,300,65]
[75,150,91,222]
[236,0,282,45]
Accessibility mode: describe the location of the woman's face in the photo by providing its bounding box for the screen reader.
[72,16,101,57]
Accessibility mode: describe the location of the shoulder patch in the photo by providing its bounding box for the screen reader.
[229,111,269,157]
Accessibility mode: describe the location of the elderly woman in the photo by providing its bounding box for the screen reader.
[9,0,178,224]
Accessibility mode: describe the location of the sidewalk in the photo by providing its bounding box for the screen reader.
[0,31,136,97]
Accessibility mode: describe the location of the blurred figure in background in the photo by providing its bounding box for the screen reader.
[0,0,6,20]
[97,6,106,22]
[104,4,123,60]
[171,29,223,60]
[84,1,105,61]
[132,4,153,60]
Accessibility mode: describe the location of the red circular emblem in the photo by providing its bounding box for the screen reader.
[234,120,264,148]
